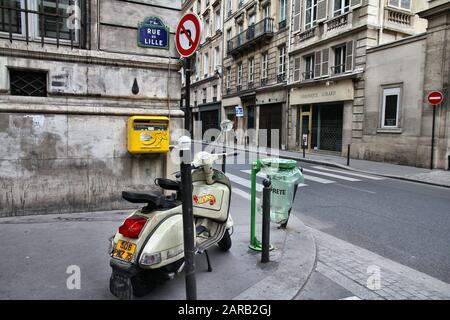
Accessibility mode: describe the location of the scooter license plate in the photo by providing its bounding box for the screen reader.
[112,240,136,262]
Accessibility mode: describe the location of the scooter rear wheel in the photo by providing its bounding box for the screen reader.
[218,229,232,251]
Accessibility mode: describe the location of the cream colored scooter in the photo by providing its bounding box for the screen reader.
[109,124,235,299]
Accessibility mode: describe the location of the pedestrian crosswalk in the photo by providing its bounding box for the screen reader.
[227,165,384,200]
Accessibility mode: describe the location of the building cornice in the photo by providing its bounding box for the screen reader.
[418,2,450,19]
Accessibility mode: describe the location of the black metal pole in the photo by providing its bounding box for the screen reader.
[180,149,197,300]
[347,144,350,166]
[222,133,226,173]
[261,179,271,263]
[302,143,305,158]
[184,57,193,136]
[430,105,436,170]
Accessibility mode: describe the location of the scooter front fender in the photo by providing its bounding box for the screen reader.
[139,213,194,269]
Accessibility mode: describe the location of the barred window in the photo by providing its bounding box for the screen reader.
[10,69,47,97]
[0,0,85,47]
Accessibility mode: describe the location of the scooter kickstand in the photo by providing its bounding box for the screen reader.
[204,250,212,272]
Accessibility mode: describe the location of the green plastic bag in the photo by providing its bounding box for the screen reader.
[258,158,304,224]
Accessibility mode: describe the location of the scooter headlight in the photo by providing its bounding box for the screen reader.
[140,252,161,266]
[108,236,115,254]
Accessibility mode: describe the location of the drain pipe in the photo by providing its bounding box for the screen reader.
[378,0,385,45]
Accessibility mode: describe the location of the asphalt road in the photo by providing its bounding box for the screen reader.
[218,148,450,284]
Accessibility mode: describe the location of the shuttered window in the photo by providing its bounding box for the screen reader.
[317,0,327,21]
[345,40,354,72]
[294,57,301,82]
[293,0,301,32]
[314,51,321,78]
[321,48,329,76]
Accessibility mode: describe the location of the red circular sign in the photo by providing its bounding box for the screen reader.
[427,91,444,105]
[175,13,202,57]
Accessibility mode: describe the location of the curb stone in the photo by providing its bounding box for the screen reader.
[233,214,317,300]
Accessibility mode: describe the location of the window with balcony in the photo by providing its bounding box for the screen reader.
[278,46,286,82]
[213,85,217,101]
[305,0,318,29]
[333,0,350,17]
[248,57,254,87]
[263,4,270,19]
[203,52,209,78]
[332,45,346,74]
[215,9,221,31]
[303,54,314,80]
[0,0,84,47]
[197,0,201,15]
[381,87,401,128]
[205,18,210,38]
[203,87,207,104]
[226,66,231,92]
[214,46,220,71]
[261,52,268,86]
[249,13,256,26]
[194,90,198,106]
[237,62,243,91]
[227,0,232,16]
[388,0,411,11]
[279,0,287,27]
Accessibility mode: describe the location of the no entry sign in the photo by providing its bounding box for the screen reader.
[175,13,202,57]
[427,91,444,105]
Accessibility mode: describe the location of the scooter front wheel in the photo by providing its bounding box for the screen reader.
[217,229,232,251]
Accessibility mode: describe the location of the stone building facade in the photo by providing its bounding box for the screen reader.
[287,0,428,159]
[182,0,224,140]
[222,0,291,149]
[0,0,183,216]
[418,0,450,169]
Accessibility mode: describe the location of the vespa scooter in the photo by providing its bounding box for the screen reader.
[109,122,235,299]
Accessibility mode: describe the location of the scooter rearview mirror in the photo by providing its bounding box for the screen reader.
[220,120,233,133]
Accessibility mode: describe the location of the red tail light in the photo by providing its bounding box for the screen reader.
[119,216,148,238]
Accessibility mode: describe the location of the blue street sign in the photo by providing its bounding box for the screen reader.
[138,17,169,49]
[235,105,244,117]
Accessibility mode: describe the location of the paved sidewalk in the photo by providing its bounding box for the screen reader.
[0,192,316,300]
[196,141,450,188]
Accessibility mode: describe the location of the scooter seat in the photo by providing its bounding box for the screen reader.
[122,191,164,205]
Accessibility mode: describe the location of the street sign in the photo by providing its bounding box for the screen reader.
[175,13,202,57]
[235,106,244,117]
[138,17,169,49]
[427,91,444,106]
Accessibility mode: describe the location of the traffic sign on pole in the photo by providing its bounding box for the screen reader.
[175,13,202,58]
[427,91,444,106]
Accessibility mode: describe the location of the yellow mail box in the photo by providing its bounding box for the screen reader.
[127,116,170,154]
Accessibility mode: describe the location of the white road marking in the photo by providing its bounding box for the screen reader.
[302,168,361,182]
[302,174,335,184]
[340,296,361,300]
[312,166,385,180]
[335,183,376,194]
[227,173,263,192]
[240,170,308,187]
[231,187,259,202]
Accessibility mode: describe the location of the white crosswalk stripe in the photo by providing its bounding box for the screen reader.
[302,174,334,184]
[240,170,308,187]
[312,166,385,180]
[226,173,263,192]
[302,168,361,182]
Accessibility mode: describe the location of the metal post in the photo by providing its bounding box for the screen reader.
[222,133,226,173]
[302,143,305,158]
[249,160,262,251]
[430,105,436,170]
[179,149,197,300]
[261,179,271,263]
[347,144,350,166]
[184,57,193,136]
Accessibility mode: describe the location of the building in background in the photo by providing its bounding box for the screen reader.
[182,0,223,140]
[0,0,183,216]
[418,0,450,169]
[221,0,290,149]
[287,0,428,159]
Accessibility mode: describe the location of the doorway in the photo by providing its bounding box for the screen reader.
[259,104,282,149]
[297,105,312,150]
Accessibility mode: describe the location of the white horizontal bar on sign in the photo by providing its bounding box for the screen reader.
[312,166,385,180]
[240,170,308,187]
[302,168,361,182]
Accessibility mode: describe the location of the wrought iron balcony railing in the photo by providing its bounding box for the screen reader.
[227,17,274,55]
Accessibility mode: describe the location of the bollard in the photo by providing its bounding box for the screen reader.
[261,179,271,263]
[302,144,306,158]
[347,144,351,166]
